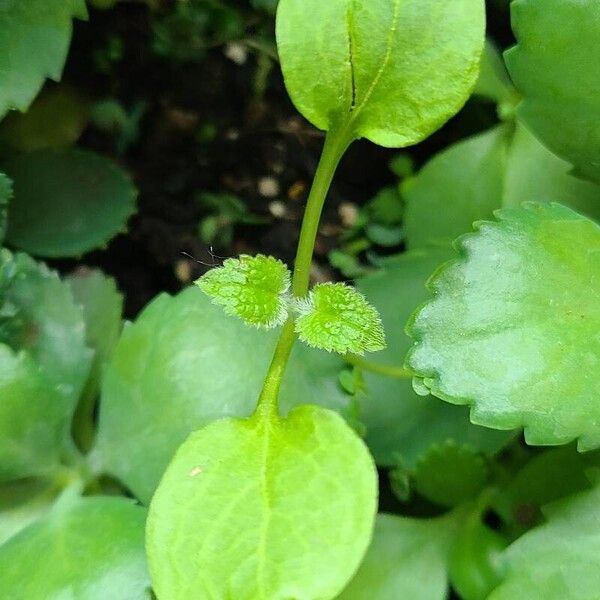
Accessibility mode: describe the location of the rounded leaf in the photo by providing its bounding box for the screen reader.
[0,0,87,119]
[4,149,137,258]
[147,407,377,600]
[355,248,514,465]
[95,288,350,503]
[505,0,600,181]
[0,495,150,599]
[406,203,600,450]
[276,0,485,147]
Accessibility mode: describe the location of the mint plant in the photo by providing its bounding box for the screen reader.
[1,0,600,598]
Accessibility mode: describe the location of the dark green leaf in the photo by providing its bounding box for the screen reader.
[4,149,137,258]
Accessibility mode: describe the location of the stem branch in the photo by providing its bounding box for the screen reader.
[255,128,353,417]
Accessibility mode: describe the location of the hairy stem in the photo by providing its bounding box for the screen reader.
[344,354,412,379]
[256,129,353,417]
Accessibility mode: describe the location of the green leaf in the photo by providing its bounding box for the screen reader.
[355,248,514,465]
[0,494,151,599]
[0,346,69,481]
[0,172,12,244]
[0,250,92,409]
[488,484,600,600]
[448,515,507,600]
[3,148,137,258]
[492,445,595,532]
[276,0,485,147]
[1,252,91,402]
[147,407,377,600]
[196,255,291,329]
[0,0,87,120]
[404,125,510,249]
[406,203,600,450]
[505,0,600,181]
[0,85,90,151]
[404,123,600,250]
[67,268,123,450]
[95,288,351,503]
[295,283,385,355]
[413,441,488,508]
[473,39,515,107]
[0,479,57,546]
[338,513,459,599]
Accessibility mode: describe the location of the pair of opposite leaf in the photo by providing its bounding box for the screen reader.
[196,254,386,356]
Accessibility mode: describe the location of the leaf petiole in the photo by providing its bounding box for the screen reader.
[255,127,354,417]
[344,354,412,380]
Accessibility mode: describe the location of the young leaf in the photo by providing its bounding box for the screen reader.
[276,0,485,147]
[3,149,137,258]
[413,441,488,508]
[196,254,291,329]
[0,495,150,599]
[338,513,459,600]
[505,0,600,181]
[0,345,69,482]
[488,484,600,599]
[146,406,377,600]
[295,283,385,355]
[0,0,87,119]
[406,203,600,450]
[1,250,92,409]
[355,248,514,465]
[0,172,12,244]
[95,289,351,503]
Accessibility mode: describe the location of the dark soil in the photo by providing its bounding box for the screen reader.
[54,0,513,318]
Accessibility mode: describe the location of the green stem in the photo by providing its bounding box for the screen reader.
[256,129,353,418]
[344,354,413,379]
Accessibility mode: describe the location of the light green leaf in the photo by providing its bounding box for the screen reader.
[0,345,69,481]
[196,254,291,329]
[0,495,150,599]
[276,0,485,147]
[147,407,377,600]
[295,283,385,355]
[505,0,600,181]
[0,85,90,151]
[413,441,488,508]
[4,148,137,258]
[0,172,12,243]
[488,484,600,600]
[355,248,514,465]
[95,288,351,503]
[338,513,459,600]
[404,125,510,249]
[404,123,600,250]
[1,250,92,409]
[406,203,600,450]
[0,0,87,120]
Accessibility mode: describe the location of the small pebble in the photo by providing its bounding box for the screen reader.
[224,42,248,65]
[269,201,287,218]
[258,176,280,198]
